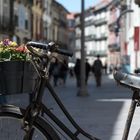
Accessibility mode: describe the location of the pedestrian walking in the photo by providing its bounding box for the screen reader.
[103,62,108,75]
[92,55,103,87]
[85,59,91,85]
[59,59,68,86]
[52,59,61,87]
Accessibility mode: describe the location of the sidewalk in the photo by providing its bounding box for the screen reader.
[4,74,140,140]
[42,74,140,140]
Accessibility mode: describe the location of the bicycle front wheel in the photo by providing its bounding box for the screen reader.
[0,105,60,140]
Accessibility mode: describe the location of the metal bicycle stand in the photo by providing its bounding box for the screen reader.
[122,90,140,140]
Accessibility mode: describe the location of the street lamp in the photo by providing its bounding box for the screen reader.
[135,0,140,6]
[114,5,133,74]
[77,0,88,96]
[115,9,133,36]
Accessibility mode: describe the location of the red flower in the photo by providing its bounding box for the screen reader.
[15,45,27,53]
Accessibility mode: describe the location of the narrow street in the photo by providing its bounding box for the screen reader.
[4,73,140,140]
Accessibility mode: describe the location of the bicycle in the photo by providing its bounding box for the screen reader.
[0,41,99,140]
[1,41,140,140]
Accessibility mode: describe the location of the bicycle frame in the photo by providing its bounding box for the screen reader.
[41,79,99,140]
[1,44,140,140]
[22,57,99,140]
[5,42,140,140]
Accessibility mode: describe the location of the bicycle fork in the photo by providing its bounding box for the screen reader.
[21,102,42,140]
[122,90,140,140]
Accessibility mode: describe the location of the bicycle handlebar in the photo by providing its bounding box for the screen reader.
[113,70,140,90]
[26,41,49,49]
[26,41,73,57]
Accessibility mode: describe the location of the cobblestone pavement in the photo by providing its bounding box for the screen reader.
[1,74,140,140]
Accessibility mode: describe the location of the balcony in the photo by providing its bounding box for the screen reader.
[108,43,120,52]
[94,18,107,26]
[59,19,67,28]
[75,17,81,27]
[85,34,96,41]
[75,46,81,51]
[75,34,81,39]
[85,19,94,26]
[95,33,107,41]
[87,50,107,57]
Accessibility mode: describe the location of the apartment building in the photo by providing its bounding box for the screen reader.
[42,0,52,41]
[123,0,140,72]
[75,1,110,65]
[107,0,121,69]
[85,7,95,64]
[0,0,73,54]
[52,0,69,49]
[67,13,76,61]
[93,1,110,65]
[13,0,32,43]
[32,0,43,41]
[74,13,81,59]
[0,0,14,40]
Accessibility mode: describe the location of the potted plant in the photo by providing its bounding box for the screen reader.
[0,39,38,95]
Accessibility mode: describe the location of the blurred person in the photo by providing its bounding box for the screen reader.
[49,57,56,80]
[52,59,61,87]
[104,62,108,75]
[59,59,69,86]
[109,64,114,74]
[92,55,103,87]
[85,59,91,85]
[69,67,74,78]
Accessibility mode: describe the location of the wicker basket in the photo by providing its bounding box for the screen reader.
[0,61,38,95]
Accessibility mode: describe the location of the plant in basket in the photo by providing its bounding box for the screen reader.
[0,39,29,61]
[0,39,38,95]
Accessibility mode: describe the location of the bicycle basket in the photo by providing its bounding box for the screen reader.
[0,61,38,95]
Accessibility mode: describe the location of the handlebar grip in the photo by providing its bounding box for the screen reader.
[26,41,48,50]
[56,48,73,57]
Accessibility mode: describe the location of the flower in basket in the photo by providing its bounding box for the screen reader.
[0,39,38,95]
[0,39,29,61]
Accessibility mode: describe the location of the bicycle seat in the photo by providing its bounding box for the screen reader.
[113,70,140,90]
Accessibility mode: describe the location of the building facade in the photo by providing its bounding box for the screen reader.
[52,0,69,49]
[0,0,14,40]
[67,13,76,62]
[93,1,110,65]
[107,0,121,70]
[32,0,43,41]
[13,0,32,43]
[122,0,140,72]
[42,0,52,41]
[75,0,111,65]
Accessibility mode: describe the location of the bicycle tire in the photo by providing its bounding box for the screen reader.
[0,105,60,140]
[134,128,140,140]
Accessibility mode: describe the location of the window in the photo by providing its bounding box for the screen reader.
[68,19,75,28]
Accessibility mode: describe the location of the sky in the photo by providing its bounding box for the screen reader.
[56,0,100,13]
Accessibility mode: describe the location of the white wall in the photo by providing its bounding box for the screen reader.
[126,1,140,72]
